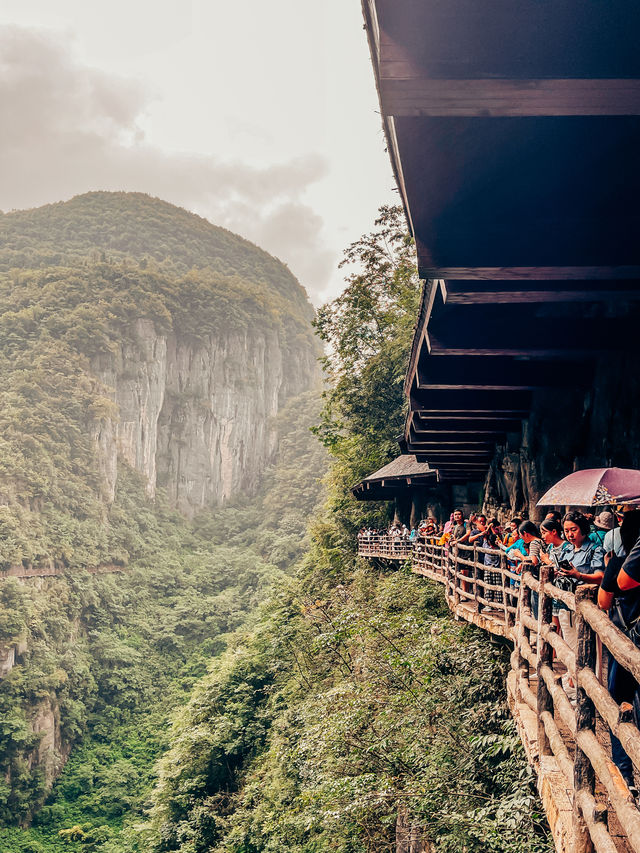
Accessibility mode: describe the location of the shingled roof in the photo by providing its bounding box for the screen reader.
[351,455,437,501]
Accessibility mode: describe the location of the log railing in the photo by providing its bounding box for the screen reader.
[356,534,414,559]
[358,535,640,853]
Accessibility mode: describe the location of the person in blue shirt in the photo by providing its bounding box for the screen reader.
[555,511,604,701]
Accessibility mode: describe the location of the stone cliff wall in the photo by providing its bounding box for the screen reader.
[483,359,640,521]
[91,318,317,517]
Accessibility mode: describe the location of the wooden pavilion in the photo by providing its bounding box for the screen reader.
[351,454,440,524]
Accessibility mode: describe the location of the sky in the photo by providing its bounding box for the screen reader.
[0,0,397,304]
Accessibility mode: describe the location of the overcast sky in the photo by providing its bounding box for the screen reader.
[0,1,397,303]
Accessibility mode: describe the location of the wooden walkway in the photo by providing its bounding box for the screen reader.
[358,535,640,853]
[0,564,126,580]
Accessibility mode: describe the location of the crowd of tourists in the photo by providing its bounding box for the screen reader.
[359,505,640,797]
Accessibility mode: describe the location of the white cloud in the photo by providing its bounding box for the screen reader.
[0,25,334,300]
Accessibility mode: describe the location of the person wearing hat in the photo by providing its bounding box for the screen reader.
[604,506,638,558]
[590,510,615,547]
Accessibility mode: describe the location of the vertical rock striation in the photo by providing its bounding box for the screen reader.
[92,318,317,516]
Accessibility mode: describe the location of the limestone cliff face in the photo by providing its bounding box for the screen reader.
[483,360,640,521]
[91,318,317,516]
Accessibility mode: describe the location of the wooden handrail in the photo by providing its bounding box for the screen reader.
[357,533,640,853]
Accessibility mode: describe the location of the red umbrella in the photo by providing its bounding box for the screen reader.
[537,467,640,507]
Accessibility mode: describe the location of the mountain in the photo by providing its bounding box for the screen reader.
[0,191,312,317]
[0,193,325,830]
[0,192,320,570]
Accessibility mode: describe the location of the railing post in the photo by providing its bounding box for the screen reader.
[501,551,510,628]
[536,563,554,757]
[573,584,598,853]
[473,543,479,607]
[516,577,531,700]
[452,544,460,607]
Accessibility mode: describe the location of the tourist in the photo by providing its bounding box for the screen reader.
[466,514,488,598]
[599,525,640,800]
[560,511,605,588]
[603,506,640,558]
[425,517,438,538]
[591,510,615,548]
[482,519,503,606]
[516,521,543,616]
[555,511,604,698]
[502,517,523,550]
[539,517,566,637]
[450,509,466,542]
[544,510,563,525]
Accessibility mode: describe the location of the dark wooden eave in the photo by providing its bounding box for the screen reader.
[362,0,640,482]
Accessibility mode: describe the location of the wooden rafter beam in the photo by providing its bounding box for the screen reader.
[417,266,640,282]
[380,78,640,118]
[415,356,578,391]
[409,389,531,412]
[412,418,522,432]
[442,286,640,305]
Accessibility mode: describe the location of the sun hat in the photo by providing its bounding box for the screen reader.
[594,510,615,530]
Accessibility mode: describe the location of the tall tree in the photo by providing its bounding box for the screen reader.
[312,205,421,533]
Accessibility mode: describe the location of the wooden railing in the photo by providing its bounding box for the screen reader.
[356,534,414,559]
[358,535,640,853]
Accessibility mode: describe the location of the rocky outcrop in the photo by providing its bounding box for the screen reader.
[91,319,317,517]
[28,697,70,791]
[483,361,640,521]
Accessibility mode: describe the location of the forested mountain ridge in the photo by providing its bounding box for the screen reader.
[0,192,320,570]
[0,191,324,840]
[0,191,313,319]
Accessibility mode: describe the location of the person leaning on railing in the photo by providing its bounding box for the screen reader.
[499,519,526,605]
[553,511,605,700]
[466,514,488,598]
[449,509,466,543]
[539,517,566,639]
[482,519,504,606]
[507,521,543,616]
[598,511,640,799]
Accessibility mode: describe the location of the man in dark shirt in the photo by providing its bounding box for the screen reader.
[599,534,640,796]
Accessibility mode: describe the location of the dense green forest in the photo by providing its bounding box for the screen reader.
[0,201,550,852]
[0,389,326,853]
[134,208,552,853]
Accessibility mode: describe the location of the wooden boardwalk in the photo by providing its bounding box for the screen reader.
[358,535,640,853]
[0,564,126,580]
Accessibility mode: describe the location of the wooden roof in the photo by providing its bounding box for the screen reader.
[351,455,437,500]
[362,0,640,481]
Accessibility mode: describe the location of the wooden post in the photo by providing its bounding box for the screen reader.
[473,543,479,607]
[536,563,554,757]
[503,552,515,630]
[452,544,460,607]
[516,577,531,701]
[501,551,510,629]
[573,585,598,853]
